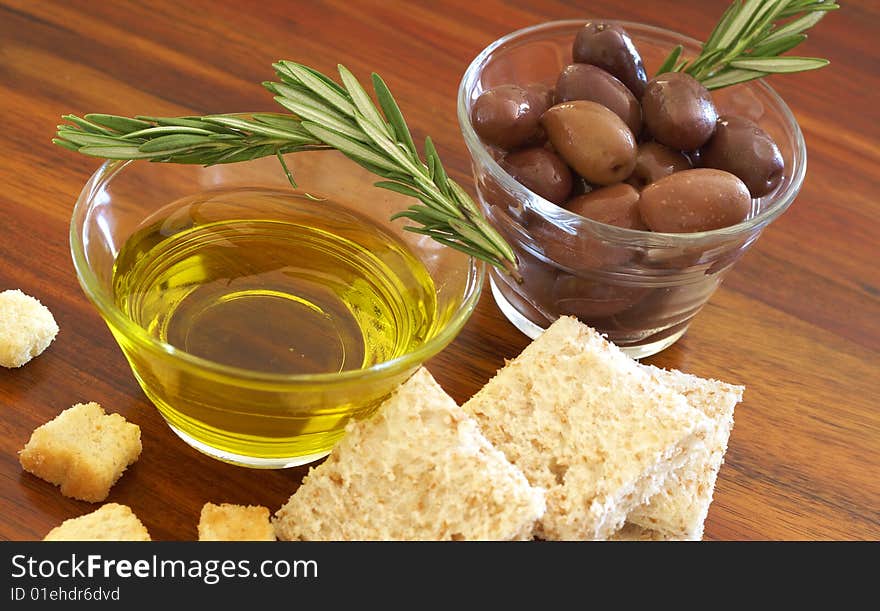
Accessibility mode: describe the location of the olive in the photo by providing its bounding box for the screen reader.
[572,22,647,98]
[639,168,751,233]
[700,115,784,197]
[552,273,647,319]
[477,176,525,224]
[642,72,718,151]
[541,100,637,186]
[555,64,642,135]
[570,175,594,197]
[563,184,647,230]
[526,83,554,113]
[626,141,692,189]
[501,147,573,205]
[471,85,545,150]
[526,210,634,270]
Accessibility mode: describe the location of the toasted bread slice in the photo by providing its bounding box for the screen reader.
[273,368,545,540]
[462,316,711,540]
[622,366,742,540]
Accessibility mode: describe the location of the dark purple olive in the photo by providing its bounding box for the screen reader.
[639,168,751,233]
[502,147,573,204]
[555,64,642,135]
[572,22,647,99]
[563,184,647,230]
[572,22,647,98]
[471,85,545,150]
[541,100,637,186]
[642,72,718,151]
[700,115,784,197]
[626,141,692,189]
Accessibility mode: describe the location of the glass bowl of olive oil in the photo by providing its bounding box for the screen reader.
[70,150,483,468]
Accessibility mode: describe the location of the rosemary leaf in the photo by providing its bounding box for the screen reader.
[655,45,683,75]
[84,114,152,133]
[62,115,116,136]
[701,68,768,89]
[729,55,829,72]
[375,181,424,200]
[371,73,419,163]
[762,9,828,44]
[337,65,392,138]
[424,137,450,196]
[122,125,217,139]
[279,62,357,117]
[704,0,742,50]
[750,33,807,56]
[136,116,238,134]
[77,145,157,159]
[299,121,399,173]
[137,134,217,153]
[715,0,766,50]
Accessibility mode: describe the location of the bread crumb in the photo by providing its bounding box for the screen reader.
[198,503,275,541]
[44,503,150,541]
[0,289,59,368]
[19,402,141,502]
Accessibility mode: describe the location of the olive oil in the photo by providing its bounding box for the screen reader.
[110,187,441,464]
[113,187,438,374]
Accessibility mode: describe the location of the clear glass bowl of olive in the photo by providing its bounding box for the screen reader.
[458,20,806,358]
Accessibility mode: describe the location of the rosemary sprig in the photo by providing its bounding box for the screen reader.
[657,0,836,89]
[54,65,519,279]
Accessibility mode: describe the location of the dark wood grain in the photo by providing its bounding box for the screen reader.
[1,0,877,541]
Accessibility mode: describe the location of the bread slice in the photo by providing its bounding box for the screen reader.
[0,289,59,368]
[198,503,276,541]
[621,366,743,540]
[19,402,142,502]
[44,503,151,541]
[461,316,711,540]
[273,368,545,540]
[608,523,671,541]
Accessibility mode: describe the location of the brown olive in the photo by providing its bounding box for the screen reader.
[526,212,635,270]
[471,85,544,150]
[555,64,642,135]
[541,100,637,186]
[639,168,751,233]
[552,273,647,319]
[563,184,647,230]
[572,22,647,98]
[626,141,692,189]
[612,286,707,331]
[700,115,784,197]
[642,72,718,151]
[501,147,573,205]
[477,177,526,224]
[526,83,554,113]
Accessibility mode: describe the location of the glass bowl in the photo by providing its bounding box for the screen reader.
[70,151,483,468]
[458,20,805,358]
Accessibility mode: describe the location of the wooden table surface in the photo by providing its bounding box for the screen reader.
[1,0,877,541]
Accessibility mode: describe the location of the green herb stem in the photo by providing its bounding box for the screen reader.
[657,0,836,88]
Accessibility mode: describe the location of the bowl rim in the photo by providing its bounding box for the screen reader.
[69,157,485,386]
[457,18,807,247]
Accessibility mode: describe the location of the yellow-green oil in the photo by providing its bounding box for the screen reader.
[110,187,439,462]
